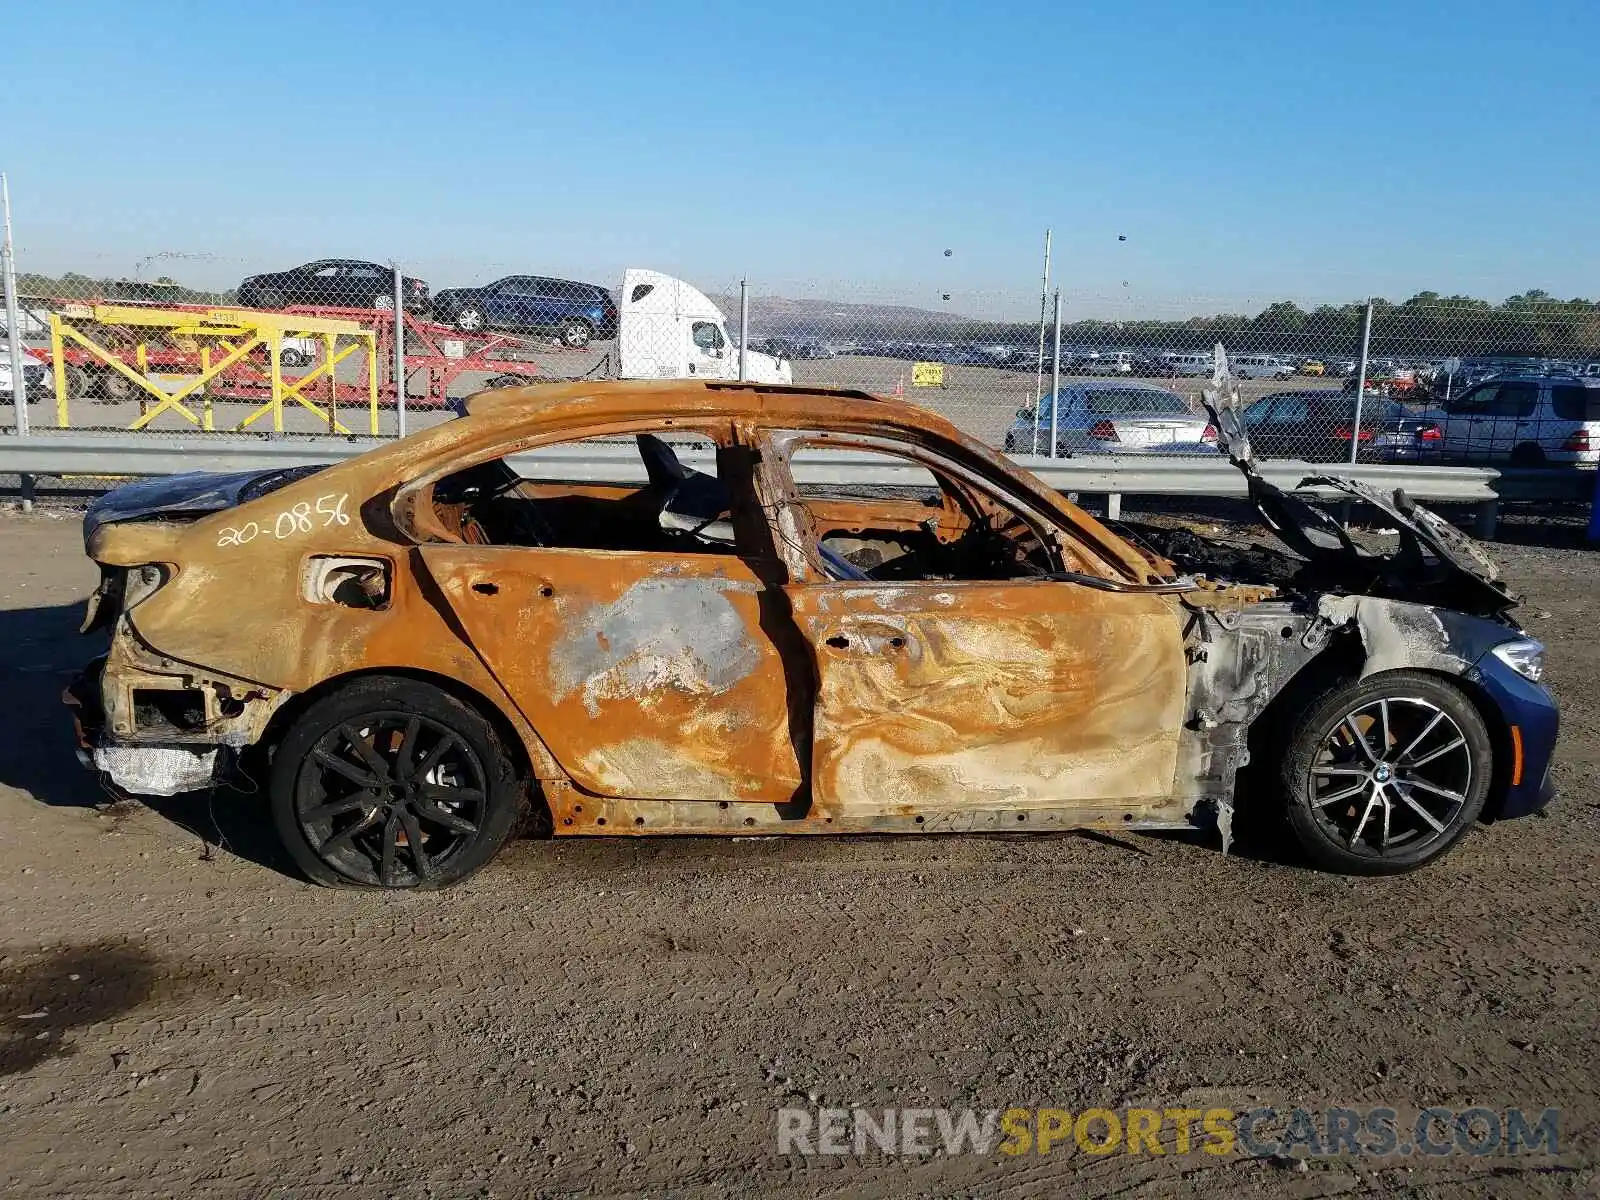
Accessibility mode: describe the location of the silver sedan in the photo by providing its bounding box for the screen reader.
[1003,382,1219,456]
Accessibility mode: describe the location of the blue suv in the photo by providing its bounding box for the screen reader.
[430,276,618,348]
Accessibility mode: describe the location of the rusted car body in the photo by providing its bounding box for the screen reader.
[66,371,1558,886]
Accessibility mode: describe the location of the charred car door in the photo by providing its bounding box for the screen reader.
[406,427,805,805]
[766,432,1189,825]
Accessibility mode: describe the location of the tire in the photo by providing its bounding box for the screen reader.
[96,368,133,403]
[557,317,592,349]
[373,293,396,311]
[455,305,486,333]
[279,348,309,368]
[1276,670,1492,875]
[1509,442,1546,467]
[268,677,527,889]
[254,287,284,309]
[63,363,90,398]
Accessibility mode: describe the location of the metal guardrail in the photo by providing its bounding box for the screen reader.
[1,432,1591,536]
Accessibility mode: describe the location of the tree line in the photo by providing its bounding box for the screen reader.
[1061,292,1600,359]
[16,272,232,305]
[937,291,1600,360]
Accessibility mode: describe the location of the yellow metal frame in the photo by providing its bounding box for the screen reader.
[50,305,379,434]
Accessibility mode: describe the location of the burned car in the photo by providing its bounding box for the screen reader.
[66,367,1557,887]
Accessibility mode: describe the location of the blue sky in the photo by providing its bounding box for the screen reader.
[7,0,1597,318]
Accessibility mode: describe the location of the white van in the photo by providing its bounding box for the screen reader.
[617,269,791,385]
[1231,355,1295,380]
[1167,353,1213,377]
[1082,351,1135,376]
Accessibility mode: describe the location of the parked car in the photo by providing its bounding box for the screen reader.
[1438,375,1600,465]
[1130,352,1176,376]
[66,375,1555,886]
[1003,382,1216,455]
[236,260,429,312]
[1299,360,1326,376]
[1242,390,1446,462]
[0,353,49,404]
[1230,355,1296,380]
[1164,352,1215,377]
[1081,351,1136,376]
[429,276,619,348]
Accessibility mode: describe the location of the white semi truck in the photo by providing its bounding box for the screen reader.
[615,269,791,385]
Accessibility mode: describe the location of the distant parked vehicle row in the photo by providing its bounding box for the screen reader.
[218,271,1600,389]
[1082,352,1136,376]
[1003,380,1451,464]
[748,337,838,361]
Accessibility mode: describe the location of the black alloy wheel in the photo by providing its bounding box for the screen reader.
[269,678,525,888]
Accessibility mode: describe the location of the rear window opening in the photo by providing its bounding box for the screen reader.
[239,465,326,503]
[1552,385,1600,421]
[1085,390,1191,415]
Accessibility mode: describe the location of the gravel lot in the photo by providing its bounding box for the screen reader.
[1,508,1597,1198]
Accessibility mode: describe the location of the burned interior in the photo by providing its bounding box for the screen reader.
[424,430,1059,584]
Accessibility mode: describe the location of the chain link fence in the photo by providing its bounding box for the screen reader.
[5,231,1599,469]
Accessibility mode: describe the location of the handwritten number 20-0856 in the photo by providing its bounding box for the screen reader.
[217,494,349,548]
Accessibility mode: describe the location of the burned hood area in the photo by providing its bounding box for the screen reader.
[1124,357,1521,622]
[1114,478,1518,624]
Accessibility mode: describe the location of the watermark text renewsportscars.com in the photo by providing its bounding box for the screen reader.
[776,1105,1560,1159]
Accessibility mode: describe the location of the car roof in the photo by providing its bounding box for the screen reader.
[494,274,603,288]
[461,379,911,428]
[1072,380,1176,392]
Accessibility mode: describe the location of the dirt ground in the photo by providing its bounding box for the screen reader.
[1,508,1597,1199]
